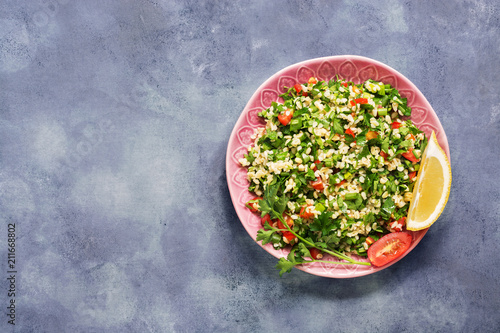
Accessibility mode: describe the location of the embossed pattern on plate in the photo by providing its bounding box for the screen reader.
[226,55,449,278]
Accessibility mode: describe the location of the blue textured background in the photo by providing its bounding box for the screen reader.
[1,1,499,332]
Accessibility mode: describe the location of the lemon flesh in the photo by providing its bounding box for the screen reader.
[406,131,451,231]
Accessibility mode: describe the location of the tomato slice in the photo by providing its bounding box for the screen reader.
[367,232,412,267]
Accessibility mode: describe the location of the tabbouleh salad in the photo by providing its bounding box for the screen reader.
[239,76,427,275]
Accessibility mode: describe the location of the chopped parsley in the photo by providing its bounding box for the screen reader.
[240,77,426,275]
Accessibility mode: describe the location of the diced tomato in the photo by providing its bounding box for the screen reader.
[277,214,294,230]
[335,179,346,187]
[276,215,296,243]
[367,232,413,267]
[389,217,406,232]
[294,83,302,94]
[380,151,389,159]
[311,177,325,191]
[391,121,402,129]
[409,171,417,181]
[261,214,272,227]
[299,205,315,219]
[354,98,368,104]
[245,197,262,212]
[366,130,378,141]
[352,86,362,94]
[277,109,293,126]
[308,77,317,84]
[402,148,419,163]
[311,160,321,171]
[365,236,375,246]
[345,128,355,138]
[349,100,356,107]
[342,82,348,87]
[282,231,296,243]
[309,248,323,260]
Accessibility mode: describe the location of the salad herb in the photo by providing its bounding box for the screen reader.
[239,77,427,275]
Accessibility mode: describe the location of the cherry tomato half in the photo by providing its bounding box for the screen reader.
[367,232,413,267]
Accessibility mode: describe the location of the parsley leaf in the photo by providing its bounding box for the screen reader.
[298,242,312,258]
[276,257,298,277]
[331,117,344,135]
[380,197,395,220]
[256,223,276,245]
[309,211,334,235]
[358,145,370,159]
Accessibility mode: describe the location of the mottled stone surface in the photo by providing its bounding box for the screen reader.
[0,1,499,332]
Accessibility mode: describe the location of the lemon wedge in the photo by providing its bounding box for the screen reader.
[406,131,452,231]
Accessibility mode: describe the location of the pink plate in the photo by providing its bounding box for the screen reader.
[226,55,450,278]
